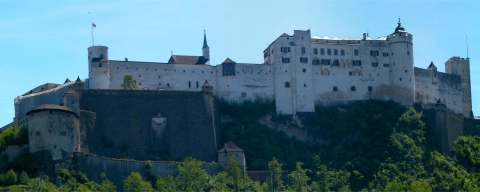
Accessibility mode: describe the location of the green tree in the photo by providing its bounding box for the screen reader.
[27,177,57,192]
[120,75,138,90]
[311,156,350,191]
[409,179,432,192]
[19,171,29,185]
[452,135,480,168]
[384,180,404,192]
[156,175,176,192]
[267,157,284,192]
[4,169,17,185]
[123,172,153,192]
[225,156,242,191]
[175,157,209,191]
[288,162,310,192]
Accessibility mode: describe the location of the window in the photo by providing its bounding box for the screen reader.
[320,49,325,55]
[333,86,338,92]
[188,81,191,87]
[196,81,199,88]
[368,86,373,91]
[399,78,402,81]
[167,83,170,86]
[372,63,378,67]
[301,47,306,54]
[407,51,410,55]
[354,49,359,56]
[341,49,345,56]
[312,58,320,65]
[139,82,142,85]
[321,59,331,65]
[334,49,338,55]
[282,58,290,63]
[313,48,318,54]
[139,75,141,77]
[327,49,332,55]
[281,47,290,53]
[353,60,362,66]
[383,53,389,57]
[332,60,339,66]
[370,50,379,56]
[136,68,138,70]
[300,57,308,63]
[285,82,290,88]
[383,63,390,67]
[349,71,353,76]
[405,70,408,73]
[351,86,356,91]
[302,68,306,72]
[158,76,161,78]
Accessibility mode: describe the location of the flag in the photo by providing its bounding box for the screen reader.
[92,23,96,28]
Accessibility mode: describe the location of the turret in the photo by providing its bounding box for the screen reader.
[387,19,414,106]
[445,57,472,117]
[88,46,109,89]
[202,30,210,61]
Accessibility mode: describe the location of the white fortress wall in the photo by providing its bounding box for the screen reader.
[414,67,463,114]
[291,30,315,113]
[271,34,295,114]
[216,63,275,102]
[14,81,79,116]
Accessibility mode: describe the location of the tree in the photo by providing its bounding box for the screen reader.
[175,157,209,191]
[19,171,29,184]
[384,180,404,192]
[225,156,242,191]
[4,170,17,186]
[410,179,432,192]
[27,177,57,192]
[156,175,176,192]
[267,157,284,192]
[452,135,480,169]
[288,162,310,192]
[120,75,138,90]
[123,172,153,192]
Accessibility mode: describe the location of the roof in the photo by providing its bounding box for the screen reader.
[64,78,71,84]
[280,33,290,37]
[64,88,78,95]
[394,19,406,33]
[222,58,236,64]
[22,83,61,96]
[218,142,244,153]
[75,76,82,83]
[428,61,437,69]
[167,55,209,65]
[202,80,212,87]
[203,30,209,48]
[26,104,77,117]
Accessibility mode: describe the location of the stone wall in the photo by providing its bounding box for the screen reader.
[73,152,222,190]
[79,89,219,162]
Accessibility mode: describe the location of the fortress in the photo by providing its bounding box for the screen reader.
[3,20,477,163]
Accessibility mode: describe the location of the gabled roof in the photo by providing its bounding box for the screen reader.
[202,80,212,88]
[427,61,436,69]
[222,58,236,64]
[75,76,82,83]
[22,83,60,96]
[218,141,244,153]
[64,78,71,84]
[168,55,209,65]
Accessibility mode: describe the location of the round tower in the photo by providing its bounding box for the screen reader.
[88,46,110,89]
[387,19,414,106]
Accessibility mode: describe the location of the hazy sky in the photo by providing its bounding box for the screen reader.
[1,0,479,126]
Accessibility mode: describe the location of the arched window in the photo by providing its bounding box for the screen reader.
[368,86,373,92]
[332,59,339,66]
[333,86,338,92]
[312,57,320,65]
[351,86,356,91]
[188,81,191,88]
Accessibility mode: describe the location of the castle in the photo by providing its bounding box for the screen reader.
[3,20,476,162]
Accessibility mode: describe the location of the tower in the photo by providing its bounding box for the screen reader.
[202,30,210,61]
[445,57,472,117]
[88,46,110,89]
[387,19,414,106]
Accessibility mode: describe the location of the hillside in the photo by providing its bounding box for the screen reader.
[219,99,480,191]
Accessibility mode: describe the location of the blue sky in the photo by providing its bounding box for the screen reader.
[1,0,479,126]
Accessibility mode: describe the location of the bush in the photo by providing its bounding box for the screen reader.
[19,171,28,185]
[0,125,28,152]
[123,172,153,192]
[3,170,17,186]
[7,153,40,174]
[144,160,152,169]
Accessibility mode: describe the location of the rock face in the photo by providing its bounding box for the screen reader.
[78,89,220,162]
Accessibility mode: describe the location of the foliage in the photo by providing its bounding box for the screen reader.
[452,135,480,169]
[0,125,28,152]
[175,157,209,191]
[267,157,284,191]
[384,180,405,192]
[288,162,310,192]
[144,160,153,169]
[7,153,40,174]
[156,175,175,192]
[19,171,28,185]
[26,177,57,192]
[409,178,432,192]
[225,156,242,190]
[123,172,153,192]
[120,75,138,90]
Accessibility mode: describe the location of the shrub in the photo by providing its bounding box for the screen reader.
[19,171,28,185]
[4,170,17,186]
[144,160,152,169]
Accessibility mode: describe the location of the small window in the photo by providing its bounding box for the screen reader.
[334,49,338,55]
[158,76,161,78]
[353,60,361,66]
[312,58,320,65]
[333,86,338,92]
[167,83,170,87]
[351,86,356,91]
[405,70,408,73]
[332,60,339,66]
[372,63,378,67]
[196,81,199,88]
[383,63,390,67]
[139,82,142,85]
[407,51,410,55]
[136,68,138,70]
[301,47,306,54]
[146,68,148,70]
[282,58,290,63]
[302,68,306,72]
[383,53,389,57]
[368,86,373,91]
[304,84,306,87]
[370,50,379,56]
[313,48,318,54]
[285,82,290,88]
[354,49,359,56]
[281,47,290,53]
[139,75,141,78]
[341,49,345,56]
[399,78,402,81]
[349,71,353,76]
[188,81,191,87]
[300,57,308,63]
[327,49,332,55]
[321,59,331,65]
[320,48,325,55]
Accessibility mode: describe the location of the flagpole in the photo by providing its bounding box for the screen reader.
[92,22,94,46]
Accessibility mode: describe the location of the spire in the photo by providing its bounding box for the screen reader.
[394,18,406,33]
[203,30,209,48]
